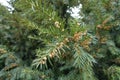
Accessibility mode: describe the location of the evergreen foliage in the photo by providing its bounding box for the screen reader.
[0,0,120,80]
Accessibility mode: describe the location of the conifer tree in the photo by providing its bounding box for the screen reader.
[0,0,120,80]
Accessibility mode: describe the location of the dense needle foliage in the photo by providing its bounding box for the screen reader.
[0,0,120,80]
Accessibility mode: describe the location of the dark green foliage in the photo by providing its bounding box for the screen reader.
[0,0,120,80]
[107,66,120,80]
[80,0,120,79]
